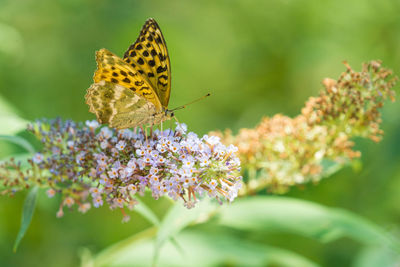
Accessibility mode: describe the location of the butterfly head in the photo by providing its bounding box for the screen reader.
[164,109,175,118]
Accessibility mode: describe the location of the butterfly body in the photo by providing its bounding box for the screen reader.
[86,18,172,129]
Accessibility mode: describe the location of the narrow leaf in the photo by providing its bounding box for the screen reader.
[133,198,160,226]
[91,227,158,267]
[153,200,218,265]
[155,200,217,251]
[0,135,35,154]
[353,246,400,267]
[13,186,39,252]
[89,230,319,267]
[217,196,398,248]
[0,94,28,135]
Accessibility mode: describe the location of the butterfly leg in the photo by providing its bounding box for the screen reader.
[172,115,181,129]
[140,125,148,142]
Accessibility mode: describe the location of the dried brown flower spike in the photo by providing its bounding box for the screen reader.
[213,61,397,194]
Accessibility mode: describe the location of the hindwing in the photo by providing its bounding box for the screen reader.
[85,81,165,129]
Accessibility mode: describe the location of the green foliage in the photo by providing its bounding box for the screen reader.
[217,197,397,247]
[82,197,399,266]
[88,230,320,267]
[0,96,28,136]
[1,0,400,266]
[0,135,35,154]
[13,186,38,252]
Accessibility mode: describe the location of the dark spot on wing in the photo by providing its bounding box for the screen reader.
[104,91,113,98]
[141,90,152,96]
[156,66,167,73]
[135,81,144,86]
[158,81,168,86]
[112,72,118,77]
[120,70,127,76]
[123,78,130,83]
[148,60,155,67]
[159,74,168,80]
[148,72,154,77]
[136,44,143,50]
[158,53,166,61]
[150,49,157,56]
[111,78,118,83]
[137,58,144,65]
[130,51,136,57]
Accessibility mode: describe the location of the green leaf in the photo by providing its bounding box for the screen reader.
[133,198,186,262]
[320,159,347,178]
[88,230,319,267]
[13,186,39,252]
[353,246,400,267]
[217,196,398,248]
[155,199,217,252]
[152,199,218,266]
[87,227,158,267]
[0,135,35,154]
[0,95,28,135]
[133,198,160,226]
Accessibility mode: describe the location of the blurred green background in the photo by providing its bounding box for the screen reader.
[1,0,400,266]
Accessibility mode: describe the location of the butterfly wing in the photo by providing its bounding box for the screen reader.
[123,18,171,108]
[94,48,162,111]
[85,81,160,129]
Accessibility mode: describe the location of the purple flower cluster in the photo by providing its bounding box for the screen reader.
[19,119,242,221]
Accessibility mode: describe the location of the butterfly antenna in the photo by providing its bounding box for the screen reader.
[170,93,211,111]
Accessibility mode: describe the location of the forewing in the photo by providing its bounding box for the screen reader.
[123,18,171,108]
[94,48,162,110]
[85,81,158,129]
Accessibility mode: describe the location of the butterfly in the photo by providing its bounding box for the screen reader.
[85,18,174,129]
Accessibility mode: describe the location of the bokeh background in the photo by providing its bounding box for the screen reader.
[1,0,400,266]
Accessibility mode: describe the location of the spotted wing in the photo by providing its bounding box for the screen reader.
[123,18,171,108]
[85,81,161,129]
[94,48,162,111]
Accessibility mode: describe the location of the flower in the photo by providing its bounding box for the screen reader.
[0,119,242,221]
[86,120,100,130]
[32,153,44,164]
[116,140,126,151]
[46,188,56,198]
[213,61,397,194]
[175,122,187,134]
